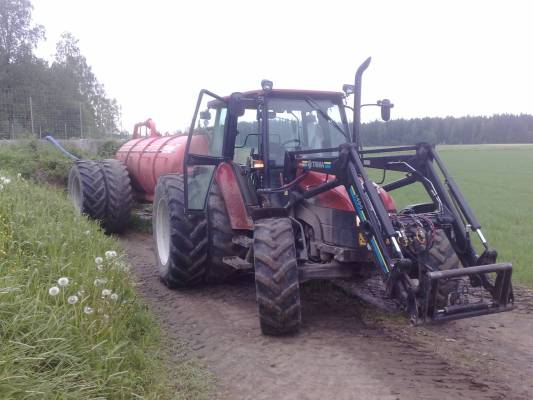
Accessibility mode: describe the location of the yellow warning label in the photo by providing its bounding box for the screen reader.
[358,233,367,246]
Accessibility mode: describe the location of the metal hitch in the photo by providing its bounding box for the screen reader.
[422,263,513,323]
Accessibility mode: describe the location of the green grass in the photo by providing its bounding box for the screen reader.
[368,144,533,286]
[0,173,211,399]
[0,140,123,185]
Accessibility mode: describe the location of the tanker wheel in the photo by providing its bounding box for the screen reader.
[426,229,463,308]
[206,179,246,282]
[153,173,208,288]
[100,159,133,233]
[68,160,107,220]
[253,218,301,336]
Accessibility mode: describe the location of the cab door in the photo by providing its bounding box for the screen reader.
[184,90,228,211]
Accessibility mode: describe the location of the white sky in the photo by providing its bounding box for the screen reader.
[32,0,533,134]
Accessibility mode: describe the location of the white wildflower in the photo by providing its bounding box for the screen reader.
[110,293,118,301]
[57,277,69,287]
[93,277,107,287]
[83,306,94,314]
[105,250,117,259]
[48,286,60,296]
[103,314,110,322]
[67,295,79,305]
[1,177,11,184]
[17,173,21,178]
[84,230,91,235]
[95,257,103,265]
[101,289,112,297]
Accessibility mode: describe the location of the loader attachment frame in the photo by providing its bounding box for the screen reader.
[286,142,514,323]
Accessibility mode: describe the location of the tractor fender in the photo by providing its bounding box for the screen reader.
[214,163,253,230]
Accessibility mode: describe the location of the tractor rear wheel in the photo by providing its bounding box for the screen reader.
[68,160,107,220]
[253,218,301,336]
[206,179,245,282]
[153,173,208,288]
[427,229,463,308]
[100,159,133,233]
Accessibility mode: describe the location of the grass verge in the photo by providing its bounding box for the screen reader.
[0,172,211,399]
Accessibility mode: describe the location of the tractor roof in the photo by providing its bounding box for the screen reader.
[224,89,344,101]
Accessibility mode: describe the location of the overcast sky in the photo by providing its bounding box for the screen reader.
[32,0,532,133]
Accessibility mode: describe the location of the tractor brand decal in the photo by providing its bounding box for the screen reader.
[298,160,332,170]
[348,186,389,274]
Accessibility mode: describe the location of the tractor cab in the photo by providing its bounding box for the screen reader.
[184,88,353,211]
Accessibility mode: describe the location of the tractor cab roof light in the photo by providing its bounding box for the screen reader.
[343,84,355,96]
[261,79,273,92]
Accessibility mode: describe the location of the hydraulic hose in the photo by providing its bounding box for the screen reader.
[44,135,80,161]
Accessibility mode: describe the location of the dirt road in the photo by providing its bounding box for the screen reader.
[120,231,533,400]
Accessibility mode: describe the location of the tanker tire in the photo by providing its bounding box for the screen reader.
[153,173,208,288]
[68,160,107,221]
[100,159,133,233]
[427,229,463,308]
[206,179,245,282]
[253,218,301,336]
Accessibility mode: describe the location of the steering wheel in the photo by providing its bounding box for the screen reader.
[281,138,301,147]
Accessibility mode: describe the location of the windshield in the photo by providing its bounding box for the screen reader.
[266,97,348,166]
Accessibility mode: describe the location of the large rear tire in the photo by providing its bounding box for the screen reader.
[100,159,133,233]
[153,174,209,287]
[253,218,301,336]
[68,160,107,220]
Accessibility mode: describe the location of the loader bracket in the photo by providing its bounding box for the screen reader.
[421,263,513,323]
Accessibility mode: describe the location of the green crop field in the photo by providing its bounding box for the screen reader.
[368,144,533,286]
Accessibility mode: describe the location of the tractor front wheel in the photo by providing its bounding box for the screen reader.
[427,229,463,308]
[153,174,209,288]
[253,218,301,336]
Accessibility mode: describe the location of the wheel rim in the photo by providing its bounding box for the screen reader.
[68,173,83,214]
[155,198,171,266]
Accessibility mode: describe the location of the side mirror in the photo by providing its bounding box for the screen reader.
[378,99,393,121]
[200,110,211,121]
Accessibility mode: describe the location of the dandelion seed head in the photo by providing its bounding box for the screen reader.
[67,295,79,305]
[95,257,103,265]
[110,293,118,301]
[84,230,90,235]
[101,289,112,297]
[48,286,60,296]
[83,306,93,314]
[105,250,117,259]
[96,264,103,271]
[57,277,69,286]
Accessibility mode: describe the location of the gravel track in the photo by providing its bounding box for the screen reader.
[120,231,533,400]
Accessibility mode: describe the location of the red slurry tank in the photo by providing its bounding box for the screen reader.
[115,119,207,202]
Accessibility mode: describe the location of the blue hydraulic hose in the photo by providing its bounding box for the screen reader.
[44,135,80,161]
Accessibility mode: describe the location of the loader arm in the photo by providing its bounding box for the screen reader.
[286,142,514,323]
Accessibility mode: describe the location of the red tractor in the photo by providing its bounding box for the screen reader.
[67,58,513,335]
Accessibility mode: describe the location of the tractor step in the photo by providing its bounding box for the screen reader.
[232,235,253,248]
[222,256,253,270]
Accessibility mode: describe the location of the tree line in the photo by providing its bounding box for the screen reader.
[361,114,533,146]
[0,0,119,138]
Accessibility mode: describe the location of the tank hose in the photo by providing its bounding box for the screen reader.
[44,135,80,161]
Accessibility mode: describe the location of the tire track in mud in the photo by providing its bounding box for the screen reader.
[120,231,532,400]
